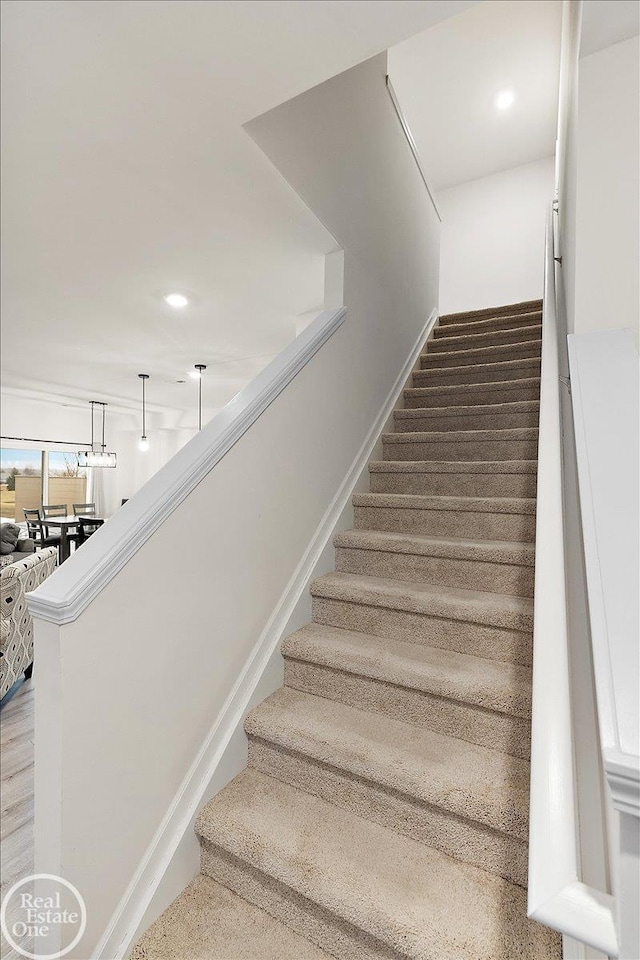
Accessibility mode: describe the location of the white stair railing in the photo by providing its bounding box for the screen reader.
[527,209,618,956]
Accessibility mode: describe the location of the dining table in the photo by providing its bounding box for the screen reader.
[43,515,105,563]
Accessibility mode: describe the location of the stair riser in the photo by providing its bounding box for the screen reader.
[394,411,539,431]
[404,384,540,408]
[200,843,392,960]
[312,598,532,666]
[421,344,541,369]
[439,303,542,325]
[383,438,538,462]
[413,361,541,387]
[285,659,531,758]
[248,738,528,887]
[335,547,534,597]
[430,327,542,350]
[370,471,537,498]
[353,504,535,541]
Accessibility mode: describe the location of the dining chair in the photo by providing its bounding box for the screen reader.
[42,503,68,518]
[73,502,96,516]
[23,508,62,554]
[23,508,43,544]
[41,504,80,546]
[73,502,100,543]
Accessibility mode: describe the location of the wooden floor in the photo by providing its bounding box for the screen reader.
[1,679,34,960]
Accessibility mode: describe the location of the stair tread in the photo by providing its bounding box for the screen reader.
[370,459,538,474]
[353,491,536,513]
[196,769,554,960]
[405,376,541,399]
[421,340,542,363]
[396,400,540,419]
[413,357,541,380]
[432,324,542,349]
[434,315,543,338]
[246,687,530,840]
[406,375,540,391]
[311,571,533,631]
[130,875,332,960]
[383,427,539,443]
[335,528,535,564]
[284,623,531,717]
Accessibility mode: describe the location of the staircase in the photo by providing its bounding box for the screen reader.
[132,299,561,960]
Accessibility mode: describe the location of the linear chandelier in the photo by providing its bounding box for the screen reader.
[78,401,117,468]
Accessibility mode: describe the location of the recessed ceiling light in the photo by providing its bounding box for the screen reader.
[495,90,515,111]
[164,293,189,308]
[189,370,201,379]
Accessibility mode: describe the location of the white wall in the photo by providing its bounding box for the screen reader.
[437,156,555,315]
[32,52,440,957]
[100,425,193,516]
[574,36,639,344]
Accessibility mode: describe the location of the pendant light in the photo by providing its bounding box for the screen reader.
[78,401,117,468]
[193,364,207,431]
[138,374,150,452]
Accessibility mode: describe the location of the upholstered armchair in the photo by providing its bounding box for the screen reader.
[0,547,57,699]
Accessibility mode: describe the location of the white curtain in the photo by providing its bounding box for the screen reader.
[90,467,106,516]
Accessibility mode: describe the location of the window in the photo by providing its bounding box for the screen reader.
[47,451,88,513]
[0,448,43,522]
[0,448,90,523]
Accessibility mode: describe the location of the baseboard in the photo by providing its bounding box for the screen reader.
[95,307,438,960]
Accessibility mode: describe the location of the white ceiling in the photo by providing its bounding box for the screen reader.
[388,0,562,192]
[0,0,475,427]
[580,0,640,58]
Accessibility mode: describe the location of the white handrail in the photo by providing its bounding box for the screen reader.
[527,210,618,956]
[27,306,346,625]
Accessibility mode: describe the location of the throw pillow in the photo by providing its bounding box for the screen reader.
[0,523,20,555]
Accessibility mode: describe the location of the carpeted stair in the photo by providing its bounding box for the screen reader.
[132,299,560,960]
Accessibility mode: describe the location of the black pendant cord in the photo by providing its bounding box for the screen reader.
[138,374,150,443]
[194,364,206,431]
[101,403,106,452]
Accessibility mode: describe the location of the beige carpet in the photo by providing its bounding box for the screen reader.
[132,299,561,959]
